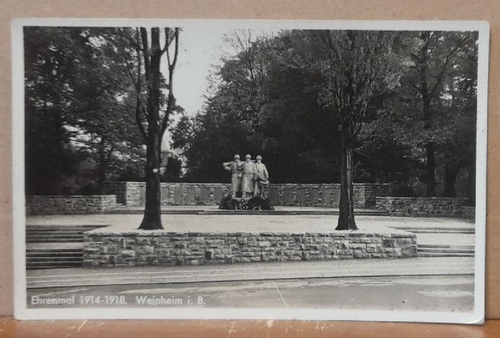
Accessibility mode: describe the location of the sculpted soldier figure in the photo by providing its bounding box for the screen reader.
[253,155,269,197]
[241,154,255,198]
[223,154,243,197]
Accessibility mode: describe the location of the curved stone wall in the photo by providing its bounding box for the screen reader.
[103,182,391,208]
[26,195,118,215]
[375,197,469,217]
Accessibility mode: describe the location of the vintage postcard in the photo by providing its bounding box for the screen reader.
[12,19,489,323]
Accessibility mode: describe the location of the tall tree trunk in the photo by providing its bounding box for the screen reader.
[443,161,460,197]
[467,164,476,205]
[425,142,436,197]
[98,136,106,195]
[139,28,163,230]
[139,133,162,229]
[336,127,358,231]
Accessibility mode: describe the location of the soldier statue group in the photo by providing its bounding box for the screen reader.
[220,154,273,210]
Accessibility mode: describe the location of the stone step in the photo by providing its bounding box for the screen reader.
[418,244,474,249]
[27,234,84,238]
[418,248,474,254]
[26,252,83,258]
[105,208,389,216]
[25,225,100,269]
[417,242,475,257]
[27,259,83,264]
[26,225,104,231]
[394,227,474,234]
[202,210,388,216]
[26,231,97,235]
[26,230,98,233]
[105,209,206,215]
[418,252,475,257]
[27,239,84,243]
[27,264,83,270]
[27,258,83,262]
[26,224,104,227]
[27,257,82,262]
[26,233,84,237]
[25,226,98,244]
[26,253,84,269]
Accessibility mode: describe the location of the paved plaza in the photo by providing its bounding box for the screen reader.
[26,206,475,247]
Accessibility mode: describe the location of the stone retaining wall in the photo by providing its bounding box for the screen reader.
[461,206,476,221]
[375,197,468,217]
[103,182,391,208]
[83,230,417,267]
[27,195,118,215]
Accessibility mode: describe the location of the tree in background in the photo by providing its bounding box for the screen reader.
[172,32,342,184]
[24,27,145,195]
[25,26,182,229]
[25,26,478,219]
[378,31,478,198]
[172,29,478,209]
[68,28,146,193]
[24,27,82,195]
[396,31,476,197]
[287,30,399,230]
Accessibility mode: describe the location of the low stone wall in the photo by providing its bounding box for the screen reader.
[268,183,390,208]
[103,182,390,208]
[375,197,468,217]
[83,230,417,267]
[104,182,231,207]
[461,206,475,221]
[27,195,118,215]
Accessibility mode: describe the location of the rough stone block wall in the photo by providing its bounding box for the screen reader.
[104,182,388,208]
[83,231,417,268]
[461,206,475,221]
[126,182,146,207]
[375,197,468,217]
[27,195,118,215]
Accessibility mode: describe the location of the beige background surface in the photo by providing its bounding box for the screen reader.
[0,0,498,319]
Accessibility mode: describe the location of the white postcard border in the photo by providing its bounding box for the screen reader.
[12,18,490,323]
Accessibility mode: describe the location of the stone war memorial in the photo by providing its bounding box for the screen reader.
[18,21,485,323]
[22,23,479,269]
[79,152,419,268]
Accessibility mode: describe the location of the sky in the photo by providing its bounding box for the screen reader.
[172,26,232,116]
[161,25,278,148]
[160,25,236,149]
[171,25,278,116]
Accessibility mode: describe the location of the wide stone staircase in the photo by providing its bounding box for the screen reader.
[393,226,475,257]
[26,225,103,269]
[417,244,475,257]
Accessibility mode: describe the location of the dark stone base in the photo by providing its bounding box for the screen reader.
[219,195,275,211]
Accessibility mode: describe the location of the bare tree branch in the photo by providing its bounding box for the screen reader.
[407,79,422,92]
[140,27,151,82]
[429,34,470,97]
[160,28,180,141]
[135,28,147,141]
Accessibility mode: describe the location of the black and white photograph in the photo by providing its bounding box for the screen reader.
[12,19,488,323]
